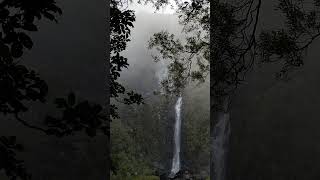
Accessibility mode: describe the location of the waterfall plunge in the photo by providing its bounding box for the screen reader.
[156,60,183,177]
[170,96,183,176]
[212,99,231,180]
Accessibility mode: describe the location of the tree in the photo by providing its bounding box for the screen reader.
[147,0,209,95]
[145,0,320,179]
[110,0,144,120]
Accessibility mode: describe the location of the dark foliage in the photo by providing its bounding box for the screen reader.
[0,0,62,179]
[0,0,147,178]
[0,136,29,180]
[259,0,320,79]
[0,0,61,115]
[147,0,210,95]
[0,0,112,179]
[110,0,144,119]
[45,92,108,137]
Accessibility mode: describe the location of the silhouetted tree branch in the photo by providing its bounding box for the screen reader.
[110,0,144,120]
[14,113,49,134]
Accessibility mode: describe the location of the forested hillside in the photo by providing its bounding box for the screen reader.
[110,12,210,180]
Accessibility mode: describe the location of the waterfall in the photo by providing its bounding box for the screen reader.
[212,99,231,180]
[170,96,183,176]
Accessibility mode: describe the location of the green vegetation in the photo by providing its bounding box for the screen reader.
[111,175,160,180]
[111,81,210,178]
[183,82,210,173]
[111,95,167,178]
[111,114,155,178]
[110,1,209,179]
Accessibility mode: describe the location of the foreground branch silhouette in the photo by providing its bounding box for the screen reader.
[0,0,147,179]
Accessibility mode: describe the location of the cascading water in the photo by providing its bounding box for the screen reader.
[156,59,183,178]
[170,96,183,177]
[212,99,231,180]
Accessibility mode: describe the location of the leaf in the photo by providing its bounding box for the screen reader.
[43,12,56,22]
[127,22,133,27]
[18,33,33,49]
[11,42,23,58]
[26,88,40,100]
[15,65,28,74]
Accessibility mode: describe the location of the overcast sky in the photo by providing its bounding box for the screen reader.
[128,0,177,14]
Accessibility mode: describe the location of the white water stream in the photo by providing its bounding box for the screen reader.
[212,98,231,180]
[170,96,183,176]
[212,112,230,180]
